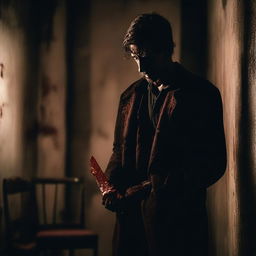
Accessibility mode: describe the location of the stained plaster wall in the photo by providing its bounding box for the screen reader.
[0,2,38,248]
[0,0,67,250]
[35,0,67,228]
[0,8,28,181]
[206,0,243,255]
[37,1,67,178]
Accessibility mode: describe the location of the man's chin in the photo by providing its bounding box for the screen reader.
[143,74,158,84]
[144,76,153,83]
[141,73,163,87]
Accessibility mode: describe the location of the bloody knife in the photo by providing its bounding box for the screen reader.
[90,156,114,195]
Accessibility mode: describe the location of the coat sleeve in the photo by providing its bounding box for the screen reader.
[105,96,123,182]
[183,85,227,189]
[105,95,129,193]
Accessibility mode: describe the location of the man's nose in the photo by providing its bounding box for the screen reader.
[137,57,148,73]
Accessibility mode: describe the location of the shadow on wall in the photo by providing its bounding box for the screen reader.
[239,0,256,255]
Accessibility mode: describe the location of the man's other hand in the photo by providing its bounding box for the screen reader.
[102,189,124,212]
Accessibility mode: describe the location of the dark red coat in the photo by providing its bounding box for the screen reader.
[105,63,227,256]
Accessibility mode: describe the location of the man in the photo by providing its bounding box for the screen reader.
[103,13,226,256]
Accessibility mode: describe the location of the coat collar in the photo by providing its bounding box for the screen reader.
[134,62,190,93]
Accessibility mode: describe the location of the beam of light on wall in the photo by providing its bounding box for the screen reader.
[0,20,25,176]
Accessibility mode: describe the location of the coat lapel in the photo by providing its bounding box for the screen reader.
[122,83,147,169]
[148,90,178,174]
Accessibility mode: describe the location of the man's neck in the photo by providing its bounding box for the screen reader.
[157,84,169,91]
[153,61,174,89]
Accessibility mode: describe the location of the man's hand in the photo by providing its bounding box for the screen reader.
[102,189,124,212]
[102,181,151,212]
[125,180,151,200]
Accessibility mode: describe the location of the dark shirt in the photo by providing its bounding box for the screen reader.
[147,83,170,128]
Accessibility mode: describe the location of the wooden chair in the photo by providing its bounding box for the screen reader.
[2,177,39,256]
[32,177,98,256]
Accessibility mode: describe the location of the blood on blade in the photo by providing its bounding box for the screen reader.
[89,156,114,195]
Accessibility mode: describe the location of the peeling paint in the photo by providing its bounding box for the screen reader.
[41,75,58,98]
[37,123,58,136]
[37,1,66,177]
[222,0,228,9]
[0,103,6,118]
[0,63,4,78]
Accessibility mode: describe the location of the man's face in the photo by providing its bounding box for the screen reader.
[129,44,171,86]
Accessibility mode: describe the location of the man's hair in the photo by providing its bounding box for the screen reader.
[123,13,175,57]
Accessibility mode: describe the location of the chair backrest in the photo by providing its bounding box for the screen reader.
[32,177,85,229]
[3,178,38,245]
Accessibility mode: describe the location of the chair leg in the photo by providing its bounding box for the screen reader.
[40,250,48,256]
[49,250,62,256]
[94,246,98,256]
[69,250,75,256]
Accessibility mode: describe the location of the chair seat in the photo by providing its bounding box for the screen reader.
[13,241,37,250]
[37,229,97,237]
[36,229,98,249]
[10,241,38,256]
[31,177,98,254]
[38,223,81,230]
